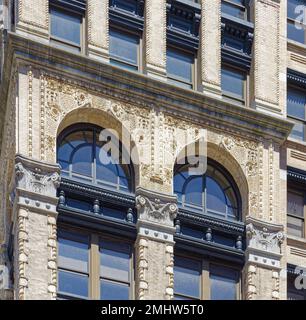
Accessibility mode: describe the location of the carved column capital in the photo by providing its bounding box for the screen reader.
[136,187,178,243]
[245,216,284,270]
[12,154,61,217]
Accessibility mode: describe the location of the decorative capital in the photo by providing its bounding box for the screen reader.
[245,217,285,269]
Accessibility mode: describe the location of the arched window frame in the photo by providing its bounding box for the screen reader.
[57,123,135,194]
[174,159,242,221]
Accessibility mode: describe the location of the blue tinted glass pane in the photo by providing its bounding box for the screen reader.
[287,88,306,120]
[185,176,203,207]
[96,147,119,185]
[58,231,89,272]
[221,68,245,99]
[110,29,138,66]
[65,198,92,212]
[288,21,305,43]
[102,207,126,220]
[58,270,88,298]
[169,16,192,34]
[290,121,305,141]
[174,173,186,194]
[112,0,137,13]
[100,280,129,300]
[71,144,92,177]
[100,240,130,282]
[206,177,227,214]
[222,2,245,20]
[167,49,193,83]
[288,0,305,20]
[174,257,201,298]
[210,265,238,300]
[51,8,81,45]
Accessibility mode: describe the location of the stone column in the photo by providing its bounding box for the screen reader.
[135,187,177,300]
[250,0,282,115]
[199,0,222,97]
[243,217,285,300]
[15,0,49,42]
[12,154,60,300]
[87,0,109,62]
[144,0,167,80]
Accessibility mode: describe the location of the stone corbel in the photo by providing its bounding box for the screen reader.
[136,187,178,242]
[245,216,285,270]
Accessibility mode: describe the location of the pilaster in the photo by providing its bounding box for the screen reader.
[250,0,282,115]
[135,187,177,300]
[199,0,222,97]
[15,0,49,42]
[144,0,167,80]
[87,0,109,62]
[12,154,60,300]
[243,216,285,300]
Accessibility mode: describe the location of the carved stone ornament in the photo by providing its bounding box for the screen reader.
[136,187,178,227]
[14,154,61,198]
[246,221,284,255]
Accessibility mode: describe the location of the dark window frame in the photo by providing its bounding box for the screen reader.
[287,83,306,142]
[174,251,241,300]
[109,24,143,72]
[287,0,306,45]
[49,2,85,53]
[166,45,196,90]
[222,0,249,21]
[57,224,135,300]
[221,63,248,106]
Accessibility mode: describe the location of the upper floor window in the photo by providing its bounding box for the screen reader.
[287,0,306,44]
[174,161,241,221]
[58,229,133,300]
[167,47,195,89]
[287,86,306,141]
[222,0,248,20]
[57,125,133,193]
[287,266,306,300]
[174,255,240,300]
[287,184,306,238]
[221,65,247,105]
[50,1,85,52]
[109,27,141,71]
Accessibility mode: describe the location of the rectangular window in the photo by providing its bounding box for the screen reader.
[109,28,140,71]
[222,0,248,20]
[287,186,306,238]
[50,6,83,52]
[287,0,306,44]
[174,255,240,300]
[287,86,306,141]
[221,66,246,104]
[58,230,89,299]
[57,228,134,300]
[167,47,195,89]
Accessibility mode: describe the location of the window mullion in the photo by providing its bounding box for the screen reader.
[202,260,210,300]
[89,234,100,300]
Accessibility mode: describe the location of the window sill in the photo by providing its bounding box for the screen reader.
[287,137,306,148]
[287,39,306,57]
[287,234,306,250]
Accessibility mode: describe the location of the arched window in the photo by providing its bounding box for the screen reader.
[174,160,241,221]
[57,124,133,193]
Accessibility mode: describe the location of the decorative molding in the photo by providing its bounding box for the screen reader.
[27,68,33,158]
[245,217,284,269]
[165,244,174,300]
[136,188,178,227]
[287,167,306,184]
[166,0,201,50]
[221,13,254,70]
[14,154,60,198]
[50,0,86,12]
[245,264,257,300]
[47,215,57,299]
[287,69,306,88]
[136,237,148,300]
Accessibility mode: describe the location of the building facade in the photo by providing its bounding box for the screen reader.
[0,0,305,300]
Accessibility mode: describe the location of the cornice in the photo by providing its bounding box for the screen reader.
[4,32,293,144]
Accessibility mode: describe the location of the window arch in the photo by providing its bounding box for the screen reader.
[174,159,241,221]
[57,124,134,193]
